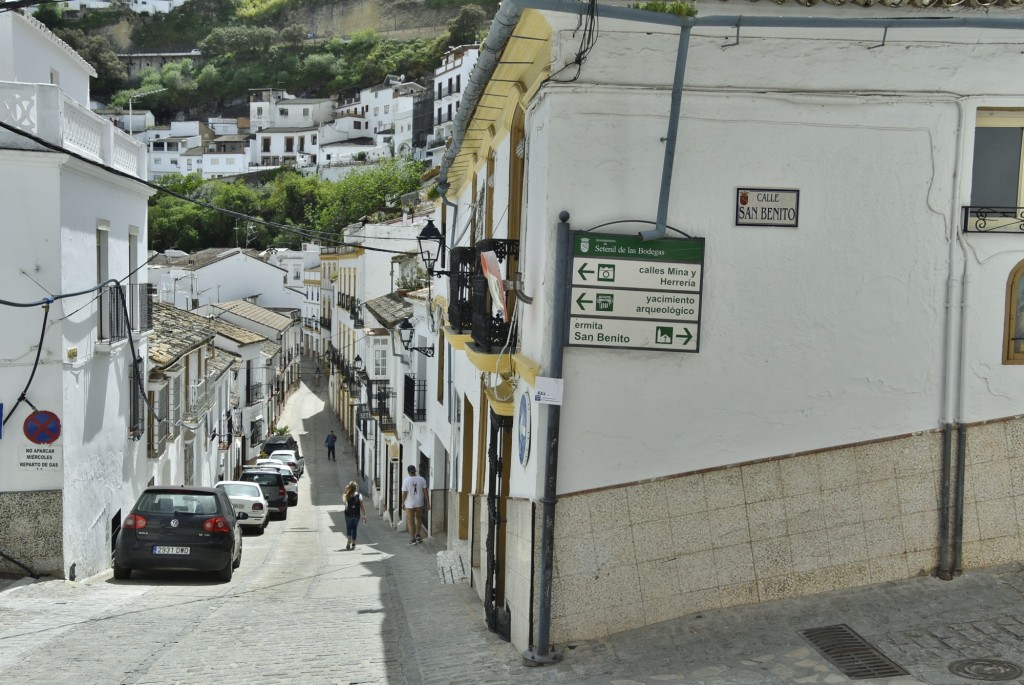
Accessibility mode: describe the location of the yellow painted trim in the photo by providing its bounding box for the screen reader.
[446,10,552,196]
[485,381,516,416]
[512,353,542,387]
[465,344,513,375]
[444,326,473,351]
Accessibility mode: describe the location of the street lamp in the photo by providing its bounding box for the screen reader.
[416,219,449,277]
[397,317,434,357]
[127,87,167,138]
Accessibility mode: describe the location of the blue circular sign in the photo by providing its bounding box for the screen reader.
[517,394,531,467]
[24,410,61,445]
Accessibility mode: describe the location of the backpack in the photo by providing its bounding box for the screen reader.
[345,493,360,517]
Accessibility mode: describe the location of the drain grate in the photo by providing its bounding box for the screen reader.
[949,658,1023,681]
[800,624,908,680]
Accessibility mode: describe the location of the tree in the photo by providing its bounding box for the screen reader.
[445,5,488,46]
[56,29,128,99]
[198,26,278,58]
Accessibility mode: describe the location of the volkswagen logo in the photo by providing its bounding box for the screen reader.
[170,519,179,528]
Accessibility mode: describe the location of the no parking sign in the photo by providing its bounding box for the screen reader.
[24,410,61,444]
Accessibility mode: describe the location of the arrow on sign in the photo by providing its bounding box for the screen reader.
[676,328,693,345]
[575,293,593,310]
[577,263,594,281]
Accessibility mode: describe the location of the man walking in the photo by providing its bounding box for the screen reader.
[325,430,337,461]
[401,464,429,544]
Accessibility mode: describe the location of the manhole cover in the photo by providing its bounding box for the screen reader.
[948,659,1023,681]
[800,624,908,679]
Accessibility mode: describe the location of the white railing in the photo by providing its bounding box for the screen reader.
[0,82,146,179]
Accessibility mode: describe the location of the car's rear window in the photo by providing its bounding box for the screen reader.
[241,473,280,486]
[137,492,219,515]
[218,483,261,498]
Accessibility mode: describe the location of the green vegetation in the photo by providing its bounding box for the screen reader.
[148,159,427,252]
[628,1,697,17]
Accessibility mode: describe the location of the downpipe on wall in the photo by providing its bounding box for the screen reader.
[523,211,571,666]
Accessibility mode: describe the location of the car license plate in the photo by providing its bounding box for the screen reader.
[152,546,190,555]
[233,504,244,510]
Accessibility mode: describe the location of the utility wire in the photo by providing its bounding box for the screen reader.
[0,119,419,256]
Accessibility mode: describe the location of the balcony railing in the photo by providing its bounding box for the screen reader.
[98,285,130,343]
[404,374,427,422]
[0,82,146,178]
[186,378,208,419]
[246,383,264,406]
[962,206,1024,233]
[447,246,477,333]
[131,283,155,333]
[148,419,169,459]
[320,316,332,331]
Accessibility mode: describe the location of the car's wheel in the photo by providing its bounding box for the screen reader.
[256,522,265,536]
[217,559,233,582]
[233,544,242,569]
[112,561,131,580]
[280,507,288,520]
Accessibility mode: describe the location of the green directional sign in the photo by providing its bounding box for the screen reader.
[568,232,705,352]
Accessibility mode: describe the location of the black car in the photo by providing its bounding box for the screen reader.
[263,434,300,457]
[238,469,289,519]
[113,486,246,582]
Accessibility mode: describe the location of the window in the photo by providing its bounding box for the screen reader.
[1005,261,1024,363]
[354,121,361,130]
[279,108,288,117]
[971,110,1024,229]
[374,346,387,376]
[384,105,389,114]
[285,137,294,153]
[311,134,317,145]
[49,68,60,86]
[303,108,310,116]
[262,138,270,152]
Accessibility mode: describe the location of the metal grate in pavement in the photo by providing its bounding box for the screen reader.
[800,624,908,680]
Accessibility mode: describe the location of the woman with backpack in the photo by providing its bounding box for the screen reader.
[343,481,367,550]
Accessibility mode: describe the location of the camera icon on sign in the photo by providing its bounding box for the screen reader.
[597,264,615,281]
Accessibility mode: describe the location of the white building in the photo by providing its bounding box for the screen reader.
[210,319,268,469]
[146,121,214,181]
[150,247,301,311]
[0,10,153,579]
[422,0,1024,655]
[249,90,334,132]
[425,44,479,165]
[201,133,250,179]
[147,304,235,488]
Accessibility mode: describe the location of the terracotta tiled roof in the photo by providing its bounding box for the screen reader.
[364,293,413,328]
[149,302,215,367]
[212,319,266,345]
[259,340,282,358]
[153,247,263,270]
[216,299,294,332]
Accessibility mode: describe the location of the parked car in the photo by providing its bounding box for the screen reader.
[238,469,289,519]
[248,463,298,506]
[268,449,304,478]
[263,434,300,458]
[215,481,269,534]
[113,486,246,582]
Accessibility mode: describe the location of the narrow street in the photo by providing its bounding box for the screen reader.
[0,368,532,685]
[5,369,1024,684]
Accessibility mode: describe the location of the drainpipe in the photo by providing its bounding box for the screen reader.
[523,211,571,665]
[953,252,971,576]
[938,99,969,580]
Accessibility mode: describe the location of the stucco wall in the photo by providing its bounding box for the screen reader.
[541,418,1024,643]
[0,490,63,576]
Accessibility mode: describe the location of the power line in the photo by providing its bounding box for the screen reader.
[0,119,422,256]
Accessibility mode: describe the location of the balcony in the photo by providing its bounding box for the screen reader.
[246,383,264,406]
[320,316,332,331]
[403,374,427,422]
[185,378,209,420]
[369,380,397,433]
[0,82,146,179]
[131,283,156,333]
[98,285,130,344]
[962,206,1024,233]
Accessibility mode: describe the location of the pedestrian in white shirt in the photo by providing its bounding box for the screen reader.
[401,464,429,544]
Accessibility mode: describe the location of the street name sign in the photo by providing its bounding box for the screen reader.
[567,232,705,352]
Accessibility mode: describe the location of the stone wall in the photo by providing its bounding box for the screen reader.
[0,490,63,576]
[545,424,1024,643]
